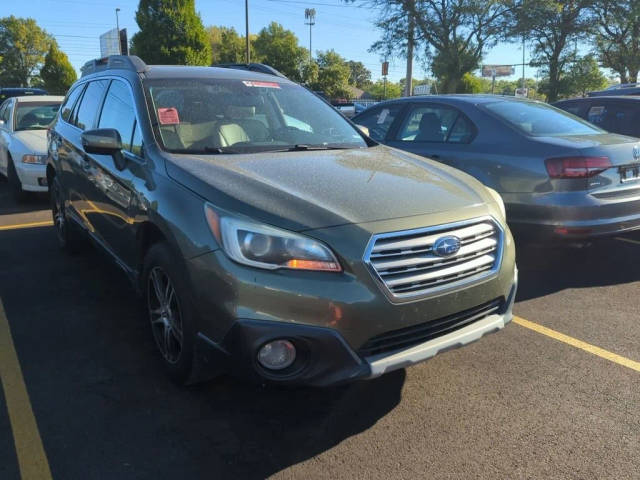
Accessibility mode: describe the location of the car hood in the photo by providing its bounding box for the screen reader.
[11,129,47,153]
[164,145,488,231]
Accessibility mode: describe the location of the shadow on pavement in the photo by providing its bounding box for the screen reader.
[515,233,640,301]
[0,225,404,480]
[0,182,49,216]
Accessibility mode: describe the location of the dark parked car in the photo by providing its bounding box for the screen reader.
[353,95,640,241]
[47,56,516,387]
[0,87,48,102]
[587,83,640,97]
[553,96,640,138]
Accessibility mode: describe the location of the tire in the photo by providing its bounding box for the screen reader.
[50,175,84,253]
[7,159,27,202]
[142,242,197,385]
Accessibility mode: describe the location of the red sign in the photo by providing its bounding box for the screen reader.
[157,107,180,125]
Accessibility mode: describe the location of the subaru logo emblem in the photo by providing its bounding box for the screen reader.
[634,145,640,161]
[433,235,461,257]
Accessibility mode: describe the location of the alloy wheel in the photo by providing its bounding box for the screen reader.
[147,266,183,364]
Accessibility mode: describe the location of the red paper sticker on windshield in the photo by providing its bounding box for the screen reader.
[157,107,180,125]
[242,80,281,89]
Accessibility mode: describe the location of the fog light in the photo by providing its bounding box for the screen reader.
[257,339,296,370]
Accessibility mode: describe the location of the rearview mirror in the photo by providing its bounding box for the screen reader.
[356,124,370,137]
[81,128,122,155]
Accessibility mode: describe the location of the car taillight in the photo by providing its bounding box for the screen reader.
[545,156,611,179]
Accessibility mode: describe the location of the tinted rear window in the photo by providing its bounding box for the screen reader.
[485,101,603,136]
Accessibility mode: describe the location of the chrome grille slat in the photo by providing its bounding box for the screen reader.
[373,237,497,272]
[364,218,503,299]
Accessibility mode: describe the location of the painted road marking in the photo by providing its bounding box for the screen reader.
[615,236,640,246]
[0,299,53,480]
[0,220,53,231]
[513,316,640,373]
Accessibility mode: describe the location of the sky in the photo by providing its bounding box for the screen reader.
[2,0,543,83]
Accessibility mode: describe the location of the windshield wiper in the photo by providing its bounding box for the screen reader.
[270,144,355,152]
[201,146,238,154]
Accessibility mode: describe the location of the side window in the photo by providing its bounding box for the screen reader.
[74,80,108,130]
[354,104,403,142]
[98,80,136,151]
[61,84,84,123]
[0,103,8,126]
[396,105,459,143]
[561,103,584,116]
[606,104,638,136]
[447,115,475,144]
[130,122,143,157]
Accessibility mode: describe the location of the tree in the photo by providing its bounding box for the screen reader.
[346,60,372,87]
[252,22,308,82]
[516,0,595,102]
[364,79,403,99]
[593,0,640,84]
[131,0,211,66]
[565,54,607,97]
[208,26,253,64]
[40,43,77,94]
[0,16,52,87]
[311,50,352,98]
[348,0,516,93]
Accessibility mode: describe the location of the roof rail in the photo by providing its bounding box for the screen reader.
[81,55,147,77]
[214,63,287,79]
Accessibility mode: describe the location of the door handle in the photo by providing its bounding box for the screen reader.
[428,154,440,159]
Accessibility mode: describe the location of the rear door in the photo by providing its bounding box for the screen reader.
[57,80,110,232]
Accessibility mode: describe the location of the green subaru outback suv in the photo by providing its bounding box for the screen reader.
[47,56,517,386]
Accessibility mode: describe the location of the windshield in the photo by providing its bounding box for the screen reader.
[144,77,367,154]
[15,102,61,131]
[484,100,604,137]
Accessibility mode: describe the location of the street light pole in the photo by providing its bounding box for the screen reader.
[115,8,121,55]
[304,8,316,64]
[245,0,250,63]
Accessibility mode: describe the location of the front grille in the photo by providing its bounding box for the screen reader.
[359,298,504,357]
[364,217,503,299]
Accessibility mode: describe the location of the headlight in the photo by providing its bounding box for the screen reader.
[22,154,47,164]
[204,205,342,272]
[486,187,506,220]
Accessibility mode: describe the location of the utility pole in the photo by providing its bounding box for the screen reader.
[522,35,525,91]
[245,0,250,63]
[115,8,121,54]
[404,0,414,97]
[305,8,316,64]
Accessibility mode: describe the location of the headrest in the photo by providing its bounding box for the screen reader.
[419,112,441,131]
[225,105,256,120]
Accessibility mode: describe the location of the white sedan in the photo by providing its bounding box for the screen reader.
[0,95,63,200]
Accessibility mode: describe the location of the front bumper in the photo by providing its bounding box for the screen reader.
[195,268,518,387]
[15,162,48,192]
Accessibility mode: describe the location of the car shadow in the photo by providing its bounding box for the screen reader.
[515,233,640,302]
[0,226,404,480]
[0,181,49,216]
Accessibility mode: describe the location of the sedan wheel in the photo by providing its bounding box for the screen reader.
[147,266,184,365]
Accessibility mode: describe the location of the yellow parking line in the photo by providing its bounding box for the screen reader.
[0,299,53,480]
[615,236,640,246]
[513,316,640,373]
[0,220,53,231]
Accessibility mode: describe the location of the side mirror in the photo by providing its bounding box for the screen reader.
[81,128,122,155]
[356,124,370,137]
[81,128,126,170]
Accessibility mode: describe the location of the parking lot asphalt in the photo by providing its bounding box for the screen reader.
[0,182,639,480]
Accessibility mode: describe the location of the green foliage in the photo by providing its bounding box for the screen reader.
[301,61,319,86]
[346,60,372,88]
[455,73,489,94]
[516,0,595,102]
[350,0,515,93]
[565,55,607,97]
[40,43,77,94]
[593,0,640,83]
[252,22,308,82]
[364,79,403,99]
[208,26,253,64]
[0,16,52,87]
[131,0,211,66]
[310,50,352,98]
